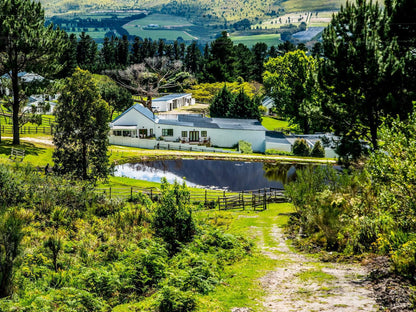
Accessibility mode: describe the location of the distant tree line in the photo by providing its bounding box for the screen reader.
[48,13,146,32]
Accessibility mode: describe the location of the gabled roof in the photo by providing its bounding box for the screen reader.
[153,93,191,102]
[111,103,156,124]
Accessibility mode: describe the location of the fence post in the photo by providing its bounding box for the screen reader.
[109,187,112,199]
[263,193,266,210]
[242,191,245,210]
[150,188,153,201]
[205,190,207,207]
[131,187,133,201]
[218,196,220,210]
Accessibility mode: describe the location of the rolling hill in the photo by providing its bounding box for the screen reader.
[40,0,344,23]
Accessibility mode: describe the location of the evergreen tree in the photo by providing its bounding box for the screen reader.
[209,85,234,118]
[116,35,129,67]
[53,68,111,181]
[56,32,77,78]
[206,31,236,82]
[101,36,116,68]
[251,42,268,82]
[319,0,412,152]
[184,41,202,73]
[76,32,98,72]
[0,0,66,145]
[229,89,262,120]
[234,44,253,82]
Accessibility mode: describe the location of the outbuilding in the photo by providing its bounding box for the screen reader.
[151,93,195,112]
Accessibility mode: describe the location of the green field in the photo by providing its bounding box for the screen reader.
[126,13,193,27]
[230,33,281,48]
[122,14,198,41]
[123,28,197,41]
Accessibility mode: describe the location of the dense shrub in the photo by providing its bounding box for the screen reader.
[156,285,196,312]
[265,149,293,156]
[0,165,24,207]
[310,140,325,158]
[238,140,253,154]
[152,179,196,255]
[292,138,310,156]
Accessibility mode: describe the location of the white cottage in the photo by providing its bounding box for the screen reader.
[151,93,195,112]
[110,104,267,152]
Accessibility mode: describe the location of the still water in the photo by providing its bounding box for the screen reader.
[114,159,300,192]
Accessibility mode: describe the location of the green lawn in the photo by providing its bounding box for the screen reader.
[261,116,296,131]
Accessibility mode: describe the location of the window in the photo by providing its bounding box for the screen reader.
[201,131,207,137]
[162,129,173,136]
[181,131,187,137]
[113,130,122,136]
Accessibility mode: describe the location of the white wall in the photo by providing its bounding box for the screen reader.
[109,137,157,149]
[112,109,155,132]
[154,124,266,152]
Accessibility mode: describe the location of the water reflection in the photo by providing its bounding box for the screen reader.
[262,162,303,184]
[115,159,300,192]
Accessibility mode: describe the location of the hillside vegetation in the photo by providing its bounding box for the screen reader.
[40,0,345,23]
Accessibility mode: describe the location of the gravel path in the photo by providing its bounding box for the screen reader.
[259,226,379,312]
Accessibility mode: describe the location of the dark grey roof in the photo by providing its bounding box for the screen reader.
[111,103,155,123]
[153,93,191,102]
[266,132,291,144]
[159,114,265,131]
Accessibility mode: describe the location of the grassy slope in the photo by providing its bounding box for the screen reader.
[196,202,295,310]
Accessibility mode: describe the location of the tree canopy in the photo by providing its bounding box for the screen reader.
[209,85,261,120]
[53,68,111,181]
[318,0,413,155]
[0,0,66,145]
[264,50,326,133]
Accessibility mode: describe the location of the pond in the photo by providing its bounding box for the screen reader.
[114,159,303,192]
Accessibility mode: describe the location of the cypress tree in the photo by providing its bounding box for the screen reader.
[209,85,234,118]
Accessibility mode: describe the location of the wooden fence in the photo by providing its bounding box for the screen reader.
[94,186,286,211]
[0,125,53,135]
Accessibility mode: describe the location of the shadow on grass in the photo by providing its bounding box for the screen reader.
[0,139,46,157]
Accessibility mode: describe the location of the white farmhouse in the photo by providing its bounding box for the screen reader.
[151,93,195,112]
[110,104,266,152]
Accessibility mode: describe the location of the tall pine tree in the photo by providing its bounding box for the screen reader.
[0,0,66,145]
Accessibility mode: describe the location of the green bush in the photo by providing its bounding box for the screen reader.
[238,140,253,154]
[152,179,196,256]
[265,149,293,156]
[310,140,325,158]
[0,164,24,207]
[391,239,416,278]
[156,285,196,312]
[292,138,311,156]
